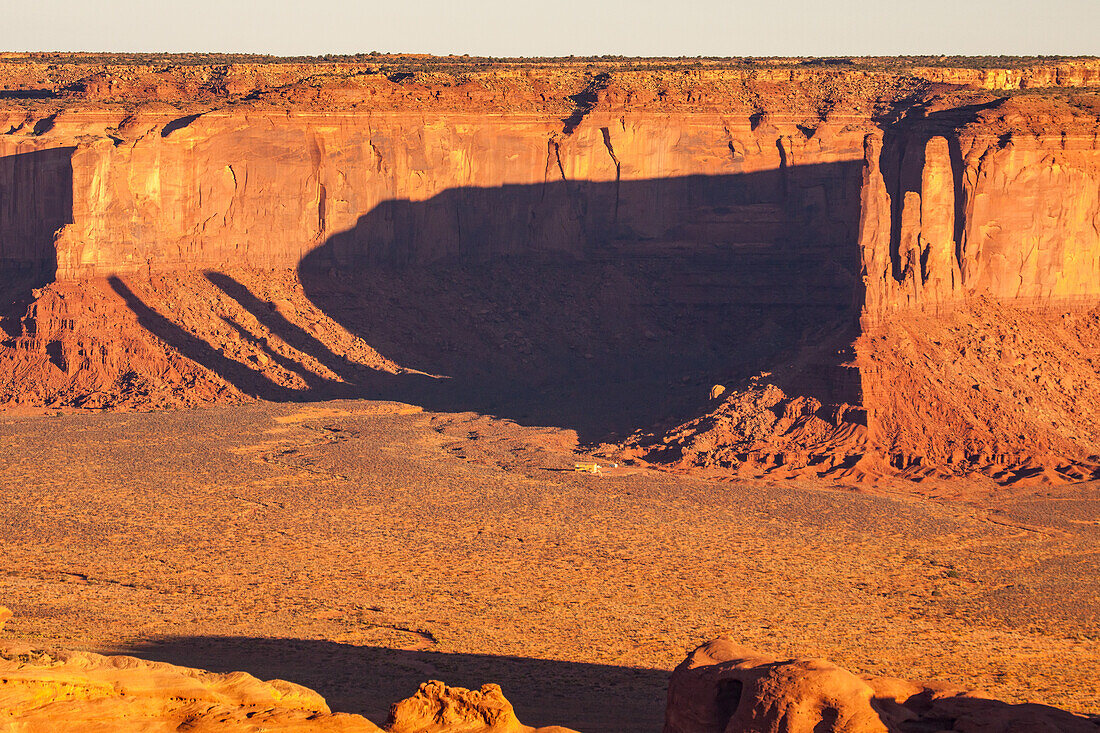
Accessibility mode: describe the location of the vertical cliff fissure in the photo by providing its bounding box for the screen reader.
[775,137,789,201]
[880,131,927,283]
[369,141,385,173]
[222,164,238,228]
[600,126,621,223]
[946,135,967,282]
[548,139,568,182]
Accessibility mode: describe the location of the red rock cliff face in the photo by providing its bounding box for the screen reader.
[0,109,866,283]
[0,65,1092,301]
[853,97,1100,482]
[860,105,1100,315]
[1,58,1098,483]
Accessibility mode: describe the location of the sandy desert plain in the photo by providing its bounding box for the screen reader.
[0,53,1099,732]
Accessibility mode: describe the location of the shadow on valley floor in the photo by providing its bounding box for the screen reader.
[118,634,1100,732]
[112,164,866,442]
[123,635,670,732]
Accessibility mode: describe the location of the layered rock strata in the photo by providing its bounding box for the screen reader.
[1,57,1098,483]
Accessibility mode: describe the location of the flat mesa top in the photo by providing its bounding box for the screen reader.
[0,52,1097,67]
[1,53,1099,119]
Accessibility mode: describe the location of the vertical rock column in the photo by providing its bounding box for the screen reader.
[857,133,893,316]
[859,133,962,315]
[918,136,962,305]
[895,135,961,309]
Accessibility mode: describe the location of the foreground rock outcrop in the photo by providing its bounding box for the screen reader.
[0,642,380,732]
[664,638,1099,733]
[0,605,573,732]
[0,648,575,733]
[3,602,1095,733]
[0,643,574,733]
[386,681,576,733]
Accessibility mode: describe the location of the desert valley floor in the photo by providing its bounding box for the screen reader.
[1,400,1097,731]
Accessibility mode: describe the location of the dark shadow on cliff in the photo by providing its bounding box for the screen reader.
[108,164,865,442]
[204,271,375,389]
[0,147,74,340]
[123,635,669,733]
[106,273,455,405]
[296,165,866,440]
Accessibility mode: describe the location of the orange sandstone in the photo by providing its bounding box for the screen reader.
[1,55,1099,486]
[664,638,1100,733]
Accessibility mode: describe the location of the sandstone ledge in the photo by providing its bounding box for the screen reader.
[0,626,576,732]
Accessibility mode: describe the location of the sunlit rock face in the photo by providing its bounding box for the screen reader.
[0,111,864,280]
[3,60,1097,307]
[0,642,576,732]
[860,116,1100,315]
[1,58,1099,484]
[0,641,383,732]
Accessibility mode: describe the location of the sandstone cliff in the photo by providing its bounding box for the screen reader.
[1,55,1098,484]
[859,97,1100,313]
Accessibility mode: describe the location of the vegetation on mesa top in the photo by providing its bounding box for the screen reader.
[1,52,1097,115]
[0,51,1096,70]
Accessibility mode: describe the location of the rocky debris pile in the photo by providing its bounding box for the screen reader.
[858,299,1100,487]
[0,279,238,410]
[664,637,1099,733]
[616,298,1100,488]
[615,379,871,482]
[0,272,400,410]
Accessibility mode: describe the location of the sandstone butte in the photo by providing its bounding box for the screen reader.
[2,607,1097,732]
[1,54,1100,488]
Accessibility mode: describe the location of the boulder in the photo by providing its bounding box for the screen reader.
[664,637,1098,733]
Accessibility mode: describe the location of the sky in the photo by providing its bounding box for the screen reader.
[4,0,1098,58]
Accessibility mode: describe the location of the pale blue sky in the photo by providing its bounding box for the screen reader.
[5,0,1098,57]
